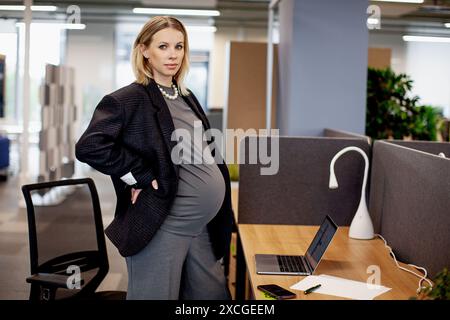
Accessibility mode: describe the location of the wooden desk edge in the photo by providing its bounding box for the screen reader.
[237,224,425,300]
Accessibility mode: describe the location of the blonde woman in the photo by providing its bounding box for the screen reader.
[76,16,233,300]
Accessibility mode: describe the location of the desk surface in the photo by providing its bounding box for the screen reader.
[238,224,422,300]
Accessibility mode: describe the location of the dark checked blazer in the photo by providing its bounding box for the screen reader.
[75,79,233,259]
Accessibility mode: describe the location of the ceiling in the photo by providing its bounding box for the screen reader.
[0,0,450,33]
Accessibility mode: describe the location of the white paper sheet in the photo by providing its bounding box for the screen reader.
[290,274,391,300]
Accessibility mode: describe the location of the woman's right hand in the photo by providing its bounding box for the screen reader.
[131,179,158,204]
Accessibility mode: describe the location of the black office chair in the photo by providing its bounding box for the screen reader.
[21,178,126,300]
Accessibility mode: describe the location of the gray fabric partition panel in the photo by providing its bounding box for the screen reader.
[324,128,371,144]
[384,140,450,158]
[238,136,371,226]
[369,141,450,277]
[206,110,223,132]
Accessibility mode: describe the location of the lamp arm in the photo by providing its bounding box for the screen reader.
[329,146,369,195]
[330,146,373,240]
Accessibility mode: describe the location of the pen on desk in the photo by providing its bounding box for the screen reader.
[304,284,321,295]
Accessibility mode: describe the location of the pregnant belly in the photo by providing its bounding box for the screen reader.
[172,164,226,217]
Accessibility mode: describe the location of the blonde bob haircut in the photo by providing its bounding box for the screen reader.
[131,16,190,96]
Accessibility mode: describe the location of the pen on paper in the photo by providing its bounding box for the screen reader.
[304,284,321,295]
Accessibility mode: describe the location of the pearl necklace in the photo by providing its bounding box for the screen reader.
[157,84,179,100]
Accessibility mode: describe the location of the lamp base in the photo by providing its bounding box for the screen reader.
[349,232,374,240]
[349,206,374,240]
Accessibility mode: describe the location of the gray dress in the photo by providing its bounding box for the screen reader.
[125,85,230,300]
[159,85,226,237]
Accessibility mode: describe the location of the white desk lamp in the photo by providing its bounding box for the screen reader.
[329,146,374,240]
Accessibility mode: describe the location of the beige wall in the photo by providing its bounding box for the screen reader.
[208,27,267,109]
[223,41,278,163]
[225,41,277,131]
[368,47,392,69]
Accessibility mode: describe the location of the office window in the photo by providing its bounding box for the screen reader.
[186,52,210,109]
[16,23,63,127]
[115,23,137,90]
[0,29,18,121]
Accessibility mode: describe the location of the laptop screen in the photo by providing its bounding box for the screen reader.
[305,215,338,272]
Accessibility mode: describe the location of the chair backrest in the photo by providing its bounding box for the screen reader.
[21,178,109,298]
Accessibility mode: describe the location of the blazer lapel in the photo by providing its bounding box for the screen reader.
[182,94,210,131]
[143,81,177,155]
[143,80,211,158]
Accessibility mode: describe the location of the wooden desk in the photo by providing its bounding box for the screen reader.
[231,182,239,224]
[238,224,422,300]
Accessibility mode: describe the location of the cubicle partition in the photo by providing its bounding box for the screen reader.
[206,109,223,132]
[369,141,450,277]
[384,140,450,158]
[238,136,371,226]
[323,128,371,144]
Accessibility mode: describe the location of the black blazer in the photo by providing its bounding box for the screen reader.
[75,79,233,259]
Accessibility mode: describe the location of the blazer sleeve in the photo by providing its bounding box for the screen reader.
[75,94,155,189]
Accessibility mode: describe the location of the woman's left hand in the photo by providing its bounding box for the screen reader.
[131,188,142,204]
[131,179,158,204]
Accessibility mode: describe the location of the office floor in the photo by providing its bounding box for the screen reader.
[0,170,238,300]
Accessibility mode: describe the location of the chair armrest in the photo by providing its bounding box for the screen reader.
[26,273,84,288]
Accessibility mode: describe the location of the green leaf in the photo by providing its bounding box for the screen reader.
[366,67,443,141]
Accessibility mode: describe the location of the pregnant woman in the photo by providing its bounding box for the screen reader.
[75,16,233,300]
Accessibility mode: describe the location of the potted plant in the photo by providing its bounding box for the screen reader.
[227,163,239,182]
[416,268,450,300]
[366,67,444,141]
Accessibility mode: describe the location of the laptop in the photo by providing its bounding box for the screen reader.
[255,215,338,275]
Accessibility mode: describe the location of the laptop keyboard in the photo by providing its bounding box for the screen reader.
[277,255,307,273]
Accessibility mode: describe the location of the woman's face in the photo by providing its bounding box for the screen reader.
[142,27,185,85]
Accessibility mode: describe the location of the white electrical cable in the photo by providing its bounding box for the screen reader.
[376,234,433,293]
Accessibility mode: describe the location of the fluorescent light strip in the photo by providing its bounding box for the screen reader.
[372,0,424,3]
[403,35,450,43]
[133,8,220,17]
[0,5,57,11]
[0,5,25,10]
[58,23,86,30]
[186,26,217,33]
[445,23,450,28]
[31,6,57,11]
[16,22,86,30]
